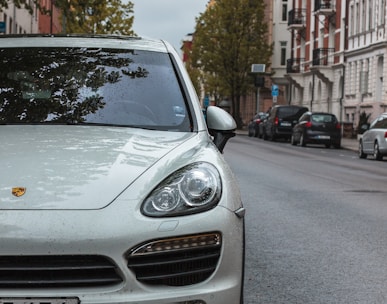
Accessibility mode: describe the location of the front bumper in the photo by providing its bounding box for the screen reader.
[0,203,244,304]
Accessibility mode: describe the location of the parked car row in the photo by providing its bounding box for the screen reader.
[248,106,387,161]
[248,105,342,148]
[248,105,342,147]
[247,112,268,137]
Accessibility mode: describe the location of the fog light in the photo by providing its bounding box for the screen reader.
[131,232,221,255]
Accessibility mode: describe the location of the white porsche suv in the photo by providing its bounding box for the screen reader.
[0,34,245,304]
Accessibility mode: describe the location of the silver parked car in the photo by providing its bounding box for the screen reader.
[359,112,387,160]
[0,35,245,304]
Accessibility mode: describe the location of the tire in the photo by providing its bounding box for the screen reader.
[333,142,341,149]
[325,143,331,148]
[374,141,383,161]
[300,134,306,147]
[358,140,367,159]
[248,128,253,137]
[270,129,276,142]
[290,134,297,146]
[253,128,258,138]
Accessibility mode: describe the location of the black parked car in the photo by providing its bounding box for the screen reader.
[263,105,308,141]
[248,112,268,137]
[291,112,342,148]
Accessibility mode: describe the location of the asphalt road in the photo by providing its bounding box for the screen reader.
[224,134,387,304]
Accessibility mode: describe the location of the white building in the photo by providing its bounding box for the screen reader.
[345,0,387,125]
[1,2,38,34]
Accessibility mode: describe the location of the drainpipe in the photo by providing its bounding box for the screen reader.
[340,65,345,137]
[311,73,315,111]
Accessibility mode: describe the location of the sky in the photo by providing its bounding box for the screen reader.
[129,0,209,52]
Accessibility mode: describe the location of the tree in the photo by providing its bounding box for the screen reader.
[188,0,273,128]
[56,0,135,35]
[0,0,135,36]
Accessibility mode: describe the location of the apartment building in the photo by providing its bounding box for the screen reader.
[287,0,387,130]
[0,2,39,34]
[345,0,387,124]
[0,1,61,35]
[286,0,346,121]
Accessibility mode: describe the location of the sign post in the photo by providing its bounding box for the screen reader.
[251,64,266,113]
[272,84,279,103]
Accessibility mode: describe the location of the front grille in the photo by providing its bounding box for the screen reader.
[127,233,221,286]
[0,255,123,288]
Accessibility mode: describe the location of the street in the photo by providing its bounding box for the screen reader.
[224,134,387,304]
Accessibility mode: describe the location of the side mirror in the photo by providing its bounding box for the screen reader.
[360,123,370,132]
[206,106,237,153]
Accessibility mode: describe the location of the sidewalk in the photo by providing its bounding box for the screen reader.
[235,129,358,152]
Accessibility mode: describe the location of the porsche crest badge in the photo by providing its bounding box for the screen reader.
[12,187,27,197]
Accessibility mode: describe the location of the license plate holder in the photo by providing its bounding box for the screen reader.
[0,298,80,304]
[280,121,291,127]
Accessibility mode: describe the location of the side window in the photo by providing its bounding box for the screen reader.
[379,117,387,128]
[299,113,308,122]
[372,116,387,129]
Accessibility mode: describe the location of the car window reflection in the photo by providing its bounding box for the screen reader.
[0,48,191,131]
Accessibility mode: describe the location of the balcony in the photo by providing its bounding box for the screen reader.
[288,9,306,30]
[311,48,335,83]
[286,58,305,74]
[312,48,335,66]
[314,0,335,16]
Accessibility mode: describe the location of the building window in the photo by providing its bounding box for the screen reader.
[379,0,386,26]
[369,0,373,30]
[282,1,288,22]
[280,41,287,66]
[350,5,354,36]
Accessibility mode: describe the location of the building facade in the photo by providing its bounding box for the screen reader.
[1,2,39,34]
[0,0,61,35]
[287,0,387,132]
[286,0,346,121]
[345,0,387,126]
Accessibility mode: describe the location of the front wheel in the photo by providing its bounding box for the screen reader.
[290,135,297,146]
[300,134,306,147]
[374,141,383,161]
[358,141,366,159]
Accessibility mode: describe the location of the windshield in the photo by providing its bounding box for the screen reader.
[0,47,191,131]
[277,107,306,119]
[311,114,336,123]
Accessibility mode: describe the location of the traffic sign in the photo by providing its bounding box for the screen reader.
[272,84,279,97]
[251,64,266,73]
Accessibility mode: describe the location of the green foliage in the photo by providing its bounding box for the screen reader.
[0,0,135,36]
[58,0,135,35]
[187,0,273,126]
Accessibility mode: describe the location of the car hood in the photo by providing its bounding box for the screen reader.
[0,125,194,210]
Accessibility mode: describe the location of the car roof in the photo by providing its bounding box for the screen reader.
[307,111,336,116]
[274,105,307,108]
[0,34,171,53]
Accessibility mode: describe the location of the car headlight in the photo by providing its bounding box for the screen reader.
[141,162,222,217]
